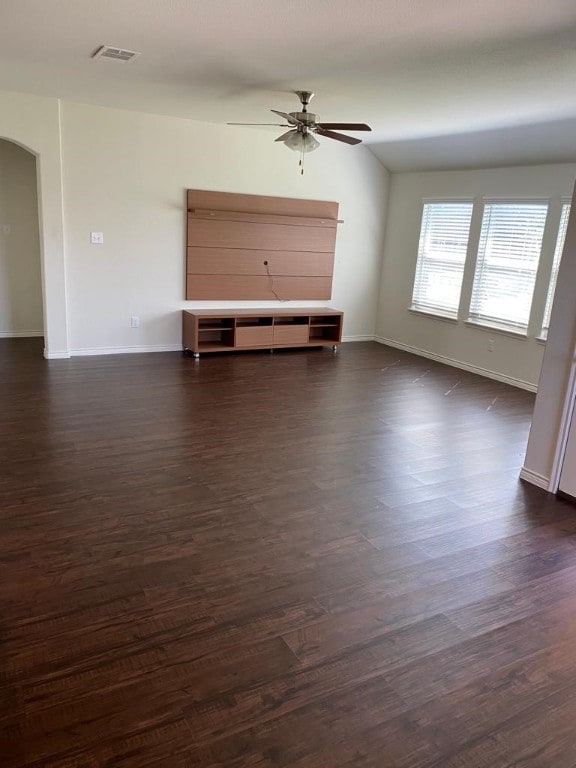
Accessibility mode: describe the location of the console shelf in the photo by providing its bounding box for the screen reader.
[183,308,343,357]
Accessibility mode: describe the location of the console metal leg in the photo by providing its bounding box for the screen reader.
[193,352,200,360]
[332,345,339,353]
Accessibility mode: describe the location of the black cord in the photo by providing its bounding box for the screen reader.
[264,261,287,302]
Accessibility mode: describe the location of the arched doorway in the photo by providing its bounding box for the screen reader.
[0,92,69,358]
[0,139,44,349]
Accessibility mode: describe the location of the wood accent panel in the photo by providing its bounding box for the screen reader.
[186,275,332,301]
[186,248,334,277]
[187,218,336,253]
[235,326,274,347]
[187,189,339,219]
[186,190,339,300]
[189,210,338,228]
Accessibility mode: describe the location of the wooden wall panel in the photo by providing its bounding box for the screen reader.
[187,219,336,253]
[186,275,333,301]
[187,248,334,277]
[186,189,339,301]
[187,190,339,219]
[189,210,337,228]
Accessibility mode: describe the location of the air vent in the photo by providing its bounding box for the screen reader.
[92,46,141,63]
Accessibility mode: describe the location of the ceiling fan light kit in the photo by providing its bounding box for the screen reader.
[228,91,371,174]
[283,131,320,153]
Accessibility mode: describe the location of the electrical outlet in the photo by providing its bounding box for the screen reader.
[130,316,140,328]
[488,338,495,352]
[91,232,104,244]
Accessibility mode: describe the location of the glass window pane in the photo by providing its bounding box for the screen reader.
[470,203,548,330]
[411,202,473,315]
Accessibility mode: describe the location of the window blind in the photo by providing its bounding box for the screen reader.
[469,202,548,330]
[411,202,473,315]
[542,202,571,333]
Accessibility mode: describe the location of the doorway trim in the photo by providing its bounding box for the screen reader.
[0,93,69,358]
[549,339,576,492]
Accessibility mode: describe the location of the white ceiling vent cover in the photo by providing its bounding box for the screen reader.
[92,46,141,63]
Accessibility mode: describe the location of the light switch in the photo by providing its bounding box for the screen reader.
[91,232,104,244]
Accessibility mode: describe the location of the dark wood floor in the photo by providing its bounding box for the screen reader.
[1,338,576,767]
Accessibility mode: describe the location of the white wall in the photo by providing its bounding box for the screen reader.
[375,164,576,390]
[0,139,43,336]
[60,101,389,354]
[0,89,67,357]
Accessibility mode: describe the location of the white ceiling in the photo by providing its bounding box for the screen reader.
[2,0,576,170]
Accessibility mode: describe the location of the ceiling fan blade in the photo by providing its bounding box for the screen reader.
[315,128,362,145]
[275,130,296,142]
[317,123,372,131]
[271,109,302,125]
[227,122,292,126]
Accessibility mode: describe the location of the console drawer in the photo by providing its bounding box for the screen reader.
[235,326,274,347]
[273,325,310,345]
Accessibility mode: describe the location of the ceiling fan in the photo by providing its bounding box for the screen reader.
[228,91,371,172]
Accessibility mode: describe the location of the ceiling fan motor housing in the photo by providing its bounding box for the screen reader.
[291,112,317,127]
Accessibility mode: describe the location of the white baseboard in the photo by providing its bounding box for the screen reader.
[71,340,373,356]
[342,335,376,342]
[374,335,538,393]
[519,466,551,491]
[47,337,541,396]
[69,343,183,357]
[0,330,44,338]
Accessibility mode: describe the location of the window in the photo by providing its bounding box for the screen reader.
[411,202,473,316]
[542,202,571,334]
[469,202,548,331]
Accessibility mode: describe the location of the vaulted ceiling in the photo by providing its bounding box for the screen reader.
[2,0,576,170]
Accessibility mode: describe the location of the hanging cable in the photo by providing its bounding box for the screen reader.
[264,261,287,302]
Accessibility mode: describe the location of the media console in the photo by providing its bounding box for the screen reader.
[182,308,343,358]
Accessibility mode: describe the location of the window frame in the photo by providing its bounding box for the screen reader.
[540,200,571,338]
